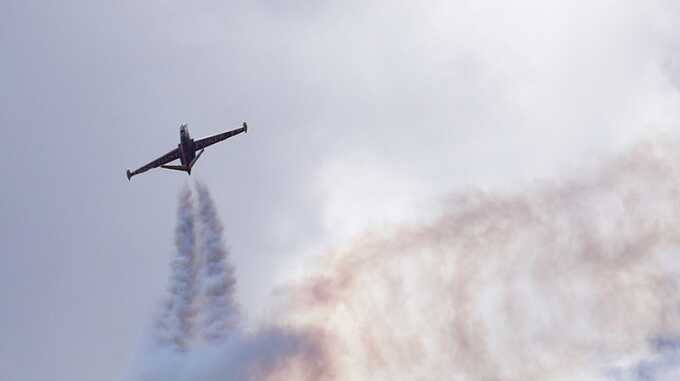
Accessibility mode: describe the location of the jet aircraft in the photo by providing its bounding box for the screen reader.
[126,122,247,180]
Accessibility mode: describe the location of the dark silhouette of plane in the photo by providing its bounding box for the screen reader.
[126,122,247,180]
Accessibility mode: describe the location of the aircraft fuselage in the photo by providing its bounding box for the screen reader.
[179,124,197,168]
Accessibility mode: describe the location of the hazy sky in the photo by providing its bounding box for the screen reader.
[2,1,680,380]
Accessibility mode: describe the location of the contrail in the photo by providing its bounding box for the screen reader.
[195,182,240,344]
[153,186,198,352]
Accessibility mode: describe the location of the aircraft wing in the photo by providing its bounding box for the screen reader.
[127,148,180,180]
[194,123,247,151]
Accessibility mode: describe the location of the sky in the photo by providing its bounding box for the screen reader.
[2,1,680,380]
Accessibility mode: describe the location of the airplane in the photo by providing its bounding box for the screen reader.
[126,122,247,180]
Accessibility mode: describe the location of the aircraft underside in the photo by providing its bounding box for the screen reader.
[126,122,247,180]
[161,148,205,174]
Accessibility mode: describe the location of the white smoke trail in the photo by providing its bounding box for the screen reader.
[153,186,198,352]
[130,184,326,381]
[129,187,199,381]
[195,181,240,344]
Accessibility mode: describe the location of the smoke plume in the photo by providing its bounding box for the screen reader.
[152,186,198,352]
[133,140,680,380]
[131,184,326,381]
[275,140,680,380]
[195,181,240,343]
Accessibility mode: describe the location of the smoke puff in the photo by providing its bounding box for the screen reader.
[182,327,330,381]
